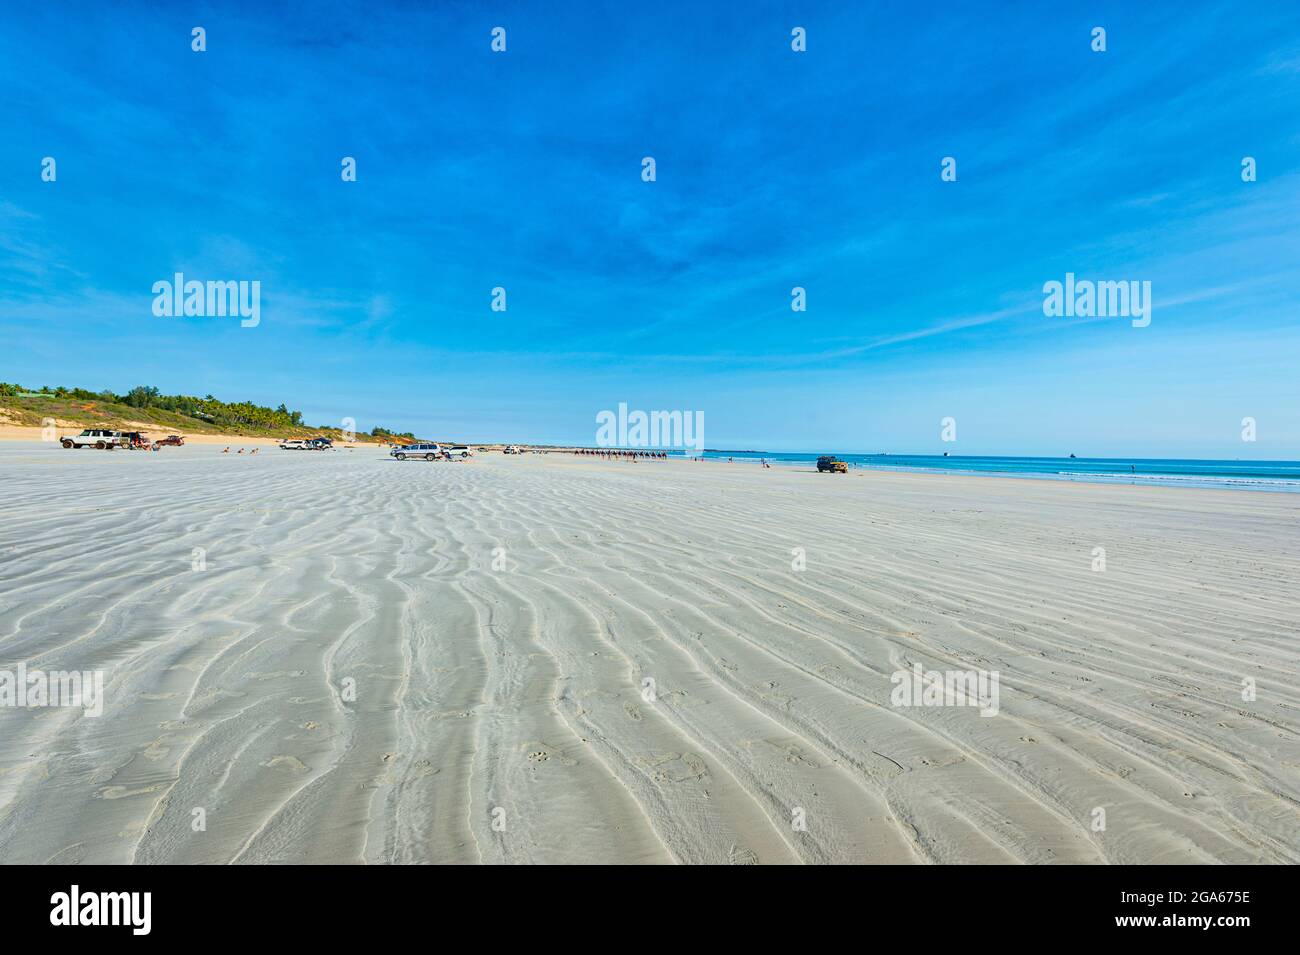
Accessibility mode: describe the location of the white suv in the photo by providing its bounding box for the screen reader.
[391,443,444,461]
[61,429,129,449]
[279,439,308,450]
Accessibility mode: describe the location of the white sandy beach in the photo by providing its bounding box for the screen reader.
[0,442,1297,864]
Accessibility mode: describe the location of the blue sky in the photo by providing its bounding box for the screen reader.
[2,1,1298,455]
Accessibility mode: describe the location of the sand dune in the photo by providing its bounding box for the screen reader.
[0,442,1297,864]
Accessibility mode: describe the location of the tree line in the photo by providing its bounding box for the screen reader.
[0,381,415,439]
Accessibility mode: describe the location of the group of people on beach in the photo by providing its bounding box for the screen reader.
[573,449,668,460]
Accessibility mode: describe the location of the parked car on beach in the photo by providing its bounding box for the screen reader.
[448,445,472,458]
[155,434,185,446]
[279,439,308,450]
[502,445,520,455]
[391,443,444,461]
[60,428,130,449]
[122,431,153,450]
[305,437,333,450]
[817,455,848,473]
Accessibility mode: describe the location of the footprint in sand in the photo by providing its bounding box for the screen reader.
[98,783,166,800]
[410,759,440,780]
[522,743,576,767]
[261,755,309,773]
[782,744,819,768]
[918,754,966,769]
[756,739,818,767]
[727,844,759,865]
[642,752,709,783]
[757,686,796,709]
[143,738,171,760]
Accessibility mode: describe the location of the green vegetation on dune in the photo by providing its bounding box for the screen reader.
[0,381,418,441]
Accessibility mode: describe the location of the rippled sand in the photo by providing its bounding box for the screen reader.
[1,442,1297,864]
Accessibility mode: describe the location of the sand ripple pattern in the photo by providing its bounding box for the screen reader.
[1,444,1297,863]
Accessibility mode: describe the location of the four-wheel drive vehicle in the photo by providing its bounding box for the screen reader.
[122,431,153,450]
[448,445,472,458]
[279,439,309,450]
[816,455,848,473]
[155,434,185,446]
[391,443,444,461]
[502,445,520,455]
[305,437,334,450]
[61,429,130,449]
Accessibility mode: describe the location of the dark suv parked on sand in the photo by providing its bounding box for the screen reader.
[817,455,848,473]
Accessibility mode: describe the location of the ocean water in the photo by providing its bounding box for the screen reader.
[693,452,1300,492]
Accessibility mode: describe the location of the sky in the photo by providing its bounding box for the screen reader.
[2,1,1298,456]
